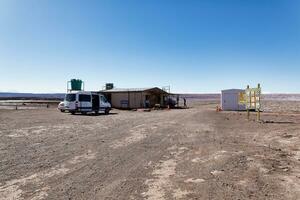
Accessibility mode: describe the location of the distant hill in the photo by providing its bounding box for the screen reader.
[262,94,300,101]
[181,93,300,101]
[0,93,65,100]
[180,94,220,101]
[1,92,300,101]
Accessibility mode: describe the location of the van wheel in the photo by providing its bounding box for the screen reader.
[105,109,110,115]
[95,111,99,115]
[81,112,87,115]
[60,109,65,112]
[70,111,75,115]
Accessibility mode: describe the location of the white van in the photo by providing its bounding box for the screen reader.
[63,91,111,115]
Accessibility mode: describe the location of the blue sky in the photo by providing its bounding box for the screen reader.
[0,0,299,93]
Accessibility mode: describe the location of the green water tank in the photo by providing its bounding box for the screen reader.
[70,79,83,91]
[105,83,114,90]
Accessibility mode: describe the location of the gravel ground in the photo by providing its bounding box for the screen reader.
[0,102,300,200]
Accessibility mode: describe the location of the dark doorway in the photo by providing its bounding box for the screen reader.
[106,94,112,104]
[92,95,99,110]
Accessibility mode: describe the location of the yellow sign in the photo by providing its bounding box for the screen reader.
[245,85,261,111]
[238,92,246,104]
[238,84,262,121]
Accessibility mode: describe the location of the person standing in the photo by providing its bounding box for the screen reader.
[145,99,150,108]
[183,98,187,107]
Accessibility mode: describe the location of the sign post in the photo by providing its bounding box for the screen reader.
[239,84,262,121]
[246,85,250,120]
[256,84,261,121]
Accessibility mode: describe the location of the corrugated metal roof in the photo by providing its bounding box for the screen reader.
[221,89,244,93]
[100,87,168,93]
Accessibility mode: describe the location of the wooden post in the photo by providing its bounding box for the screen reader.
[128,91,130,109]
[257,83,261,121]
[246,85,250,120]
[247,109,250,120]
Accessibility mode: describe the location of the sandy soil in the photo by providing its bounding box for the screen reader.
[0,101,300,199]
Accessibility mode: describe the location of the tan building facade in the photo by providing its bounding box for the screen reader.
[100,87,169,109]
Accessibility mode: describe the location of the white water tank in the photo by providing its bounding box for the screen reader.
[221,89,246,111]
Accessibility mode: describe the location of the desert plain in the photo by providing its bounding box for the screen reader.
[0,98,300,199]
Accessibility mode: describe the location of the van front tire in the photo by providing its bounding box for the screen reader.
[105,109,110,115]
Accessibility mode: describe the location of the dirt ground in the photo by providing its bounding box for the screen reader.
[0,101,300,200]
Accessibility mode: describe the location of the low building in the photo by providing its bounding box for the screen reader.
[100,87,169,109]
[221,89,246,111]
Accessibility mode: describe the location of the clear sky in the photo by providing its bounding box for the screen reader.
[0,0,299,93]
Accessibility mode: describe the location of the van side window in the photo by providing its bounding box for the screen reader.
[79,94,91,102]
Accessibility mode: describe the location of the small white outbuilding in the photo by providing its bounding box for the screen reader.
[221,89,246,111]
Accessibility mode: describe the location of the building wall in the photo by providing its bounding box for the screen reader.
[109,91,164,109]
[110,93,129,108]
[129,92,145,108]
[221,90,246,111]
[110,92,146,109]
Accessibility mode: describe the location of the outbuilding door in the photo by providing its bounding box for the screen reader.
[223,93,238,110]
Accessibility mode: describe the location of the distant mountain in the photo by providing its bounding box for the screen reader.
[0,92,65,100]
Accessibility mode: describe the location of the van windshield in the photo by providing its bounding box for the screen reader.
[65,94,76,102]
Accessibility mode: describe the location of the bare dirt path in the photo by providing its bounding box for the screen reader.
[0,103,300,199]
